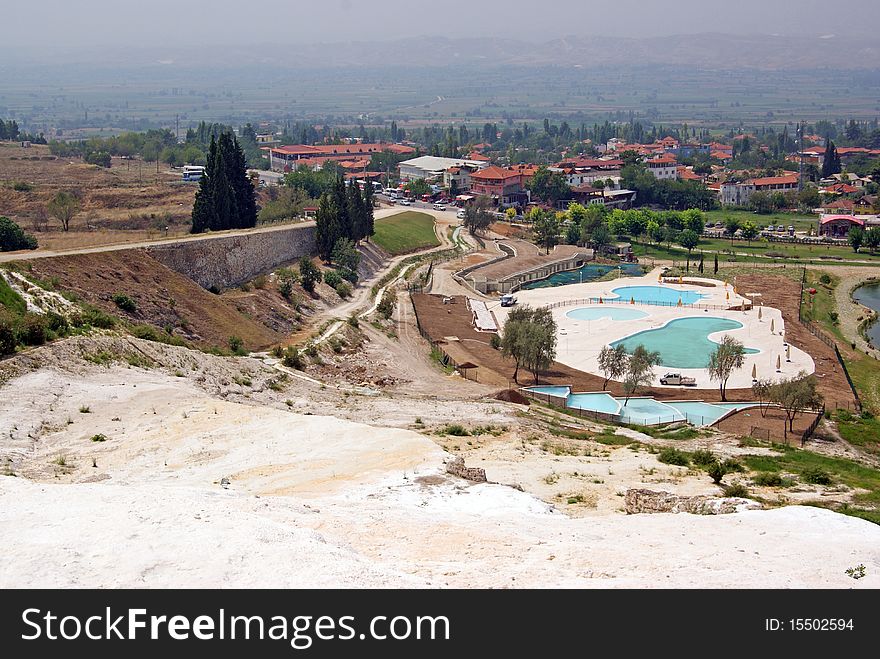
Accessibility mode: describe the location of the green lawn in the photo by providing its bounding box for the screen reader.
[371,211,440,256]
[632,237,880,265]
[703,209,818,233]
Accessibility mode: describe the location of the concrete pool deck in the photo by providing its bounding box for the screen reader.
[494,269,815,390]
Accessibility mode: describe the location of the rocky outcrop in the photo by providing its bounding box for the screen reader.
[624,488,761,515]
[446,457,487,483]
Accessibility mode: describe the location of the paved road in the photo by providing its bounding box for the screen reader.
[0,220,318,264]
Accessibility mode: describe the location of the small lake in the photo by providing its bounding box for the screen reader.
[853,282,880,346]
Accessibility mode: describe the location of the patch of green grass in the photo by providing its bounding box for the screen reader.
[0,275,26,315]
[835,412,880,454]
[83,351,113,366]
[371,211,440,255]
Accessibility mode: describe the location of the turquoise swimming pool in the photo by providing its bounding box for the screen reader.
[567,392,620,414]
[608,285,706,306]
[565,307,649,322]
[611,317,759,369]
[524,386,761,427]
[617,397,684,425]
[521,263,643,289]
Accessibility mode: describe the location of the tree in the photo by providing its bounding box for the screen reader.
[331,237,360,275]
[798,185,821,210]
[723,218,740,238]
[531,209,559,254]
[849,226,864,253]
[769,372,823,434]
[752,378,773,418]
[527,166,571,204]
[315,192,341,261]
[749,190,774,214]
[589,224,612,254]
[678,228,699,253]
[740,221,759,246]
[47,190,79,232]
[822,141,842,178]
[462,196,493,235]
[598,345,628,390]
[864,226,880,252]
[298,256,322,294]
[404,178,432,197]
[501,306,557,384]
[0,216,38,251]
[713,252,719,274]
[522,307,557,384]
[708,335,746,401]
[682,208,705,234]
[190,132,256,233]
[622,345,661,404]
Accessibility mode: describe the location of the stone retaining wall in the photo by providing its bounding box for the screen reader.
[147,224,316,290]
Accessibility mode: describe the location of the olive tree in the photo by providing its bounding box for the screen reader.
[597,344,628,391]
[708,335,746,401]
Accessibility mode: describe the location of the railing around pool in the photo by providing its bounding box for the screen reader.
[540,298,739,312]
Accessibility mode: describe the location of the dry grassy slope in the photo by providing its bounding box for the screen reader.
[0,143,195,239]
[20,250,290,350]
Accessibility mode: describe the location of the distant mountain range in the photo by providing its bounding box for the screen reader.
[6,33,880,71]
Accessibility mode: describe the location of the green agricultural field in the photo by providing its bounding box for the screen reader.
[371,212,440,256]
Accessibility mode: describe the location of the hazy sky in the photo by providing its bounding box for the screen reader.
[6,0,880,49]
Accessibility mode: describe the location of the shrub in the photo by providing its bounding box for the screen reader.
[658,447,690,466]
[90,433,108,442]
[278,278,294,300]
[347,314,359,328]
[111,293,137,313]
[802,467,832,485]
[46,312,69,336]
[338,267,358,283]
[441,424,469,436]
[819,273,831,285]
[335,282,352,298]
[282,347,304,369]
[228,335,246,355]
[0,312,16,355]
[252,275,267,289]
[0,216,38,251]
[298,257,321,293]
[271,345,284,358]
[79,306,117,329]
[17,313,47,346]
[323,270,342,288]
[377,290,396,319]
[12,181,33,192]
[706,461,726,484]
[490,334,501,349]
[722,458,744,473]
[692,449,716,466]
[829,311,839,324]
[754,472,784,487]
[722,483,749,498]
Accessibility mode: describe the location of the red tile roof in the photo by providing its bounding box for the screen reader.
[647,154,677,165]
[710,150,733,160]
[467,151,490,161]
[820,214,864,225]
[677,166,702,181]
[271,143,413,157]
[470,165,520,181]
[747,174,799,186]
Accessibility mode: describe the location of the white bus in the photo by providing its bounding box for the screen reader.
[182,165,205,181]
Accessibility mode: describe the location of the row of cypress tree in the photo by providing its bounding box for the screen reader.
[315,178,374,260]
[191,133,257,233]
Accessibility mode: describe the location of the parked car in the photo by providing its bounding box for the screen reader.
[398,199,412,206]
[659,373,696,386]
[766,224,775,231]
[456,209,466,219]
[432,203,446,211]
[500,294,517,307]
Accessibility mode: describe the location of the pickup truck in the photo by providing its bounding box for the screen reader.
[659,373,696,386]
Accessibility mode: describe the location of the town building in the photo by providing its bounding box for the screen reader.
[818,214,865,238]
[720,174,799,206]
[469,165,525,202]
[645,154,678,180]
[267,142,414,172]
[398,156,488,181]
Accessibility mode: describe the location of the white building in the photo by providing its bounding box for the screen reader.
[720,174,800,207]
[398,156,489,181]
[645,155,678,180]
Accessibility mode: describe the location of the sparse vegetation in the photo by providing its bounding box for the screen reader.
[90,433,108,442]
[111,293,137,313]
[657,447,690,466]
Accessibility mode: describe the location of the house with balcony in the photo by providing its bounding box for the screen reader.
[469,165,524,203]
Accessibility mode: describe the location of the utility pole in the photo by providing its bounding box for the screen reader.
[797,121,804,192]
